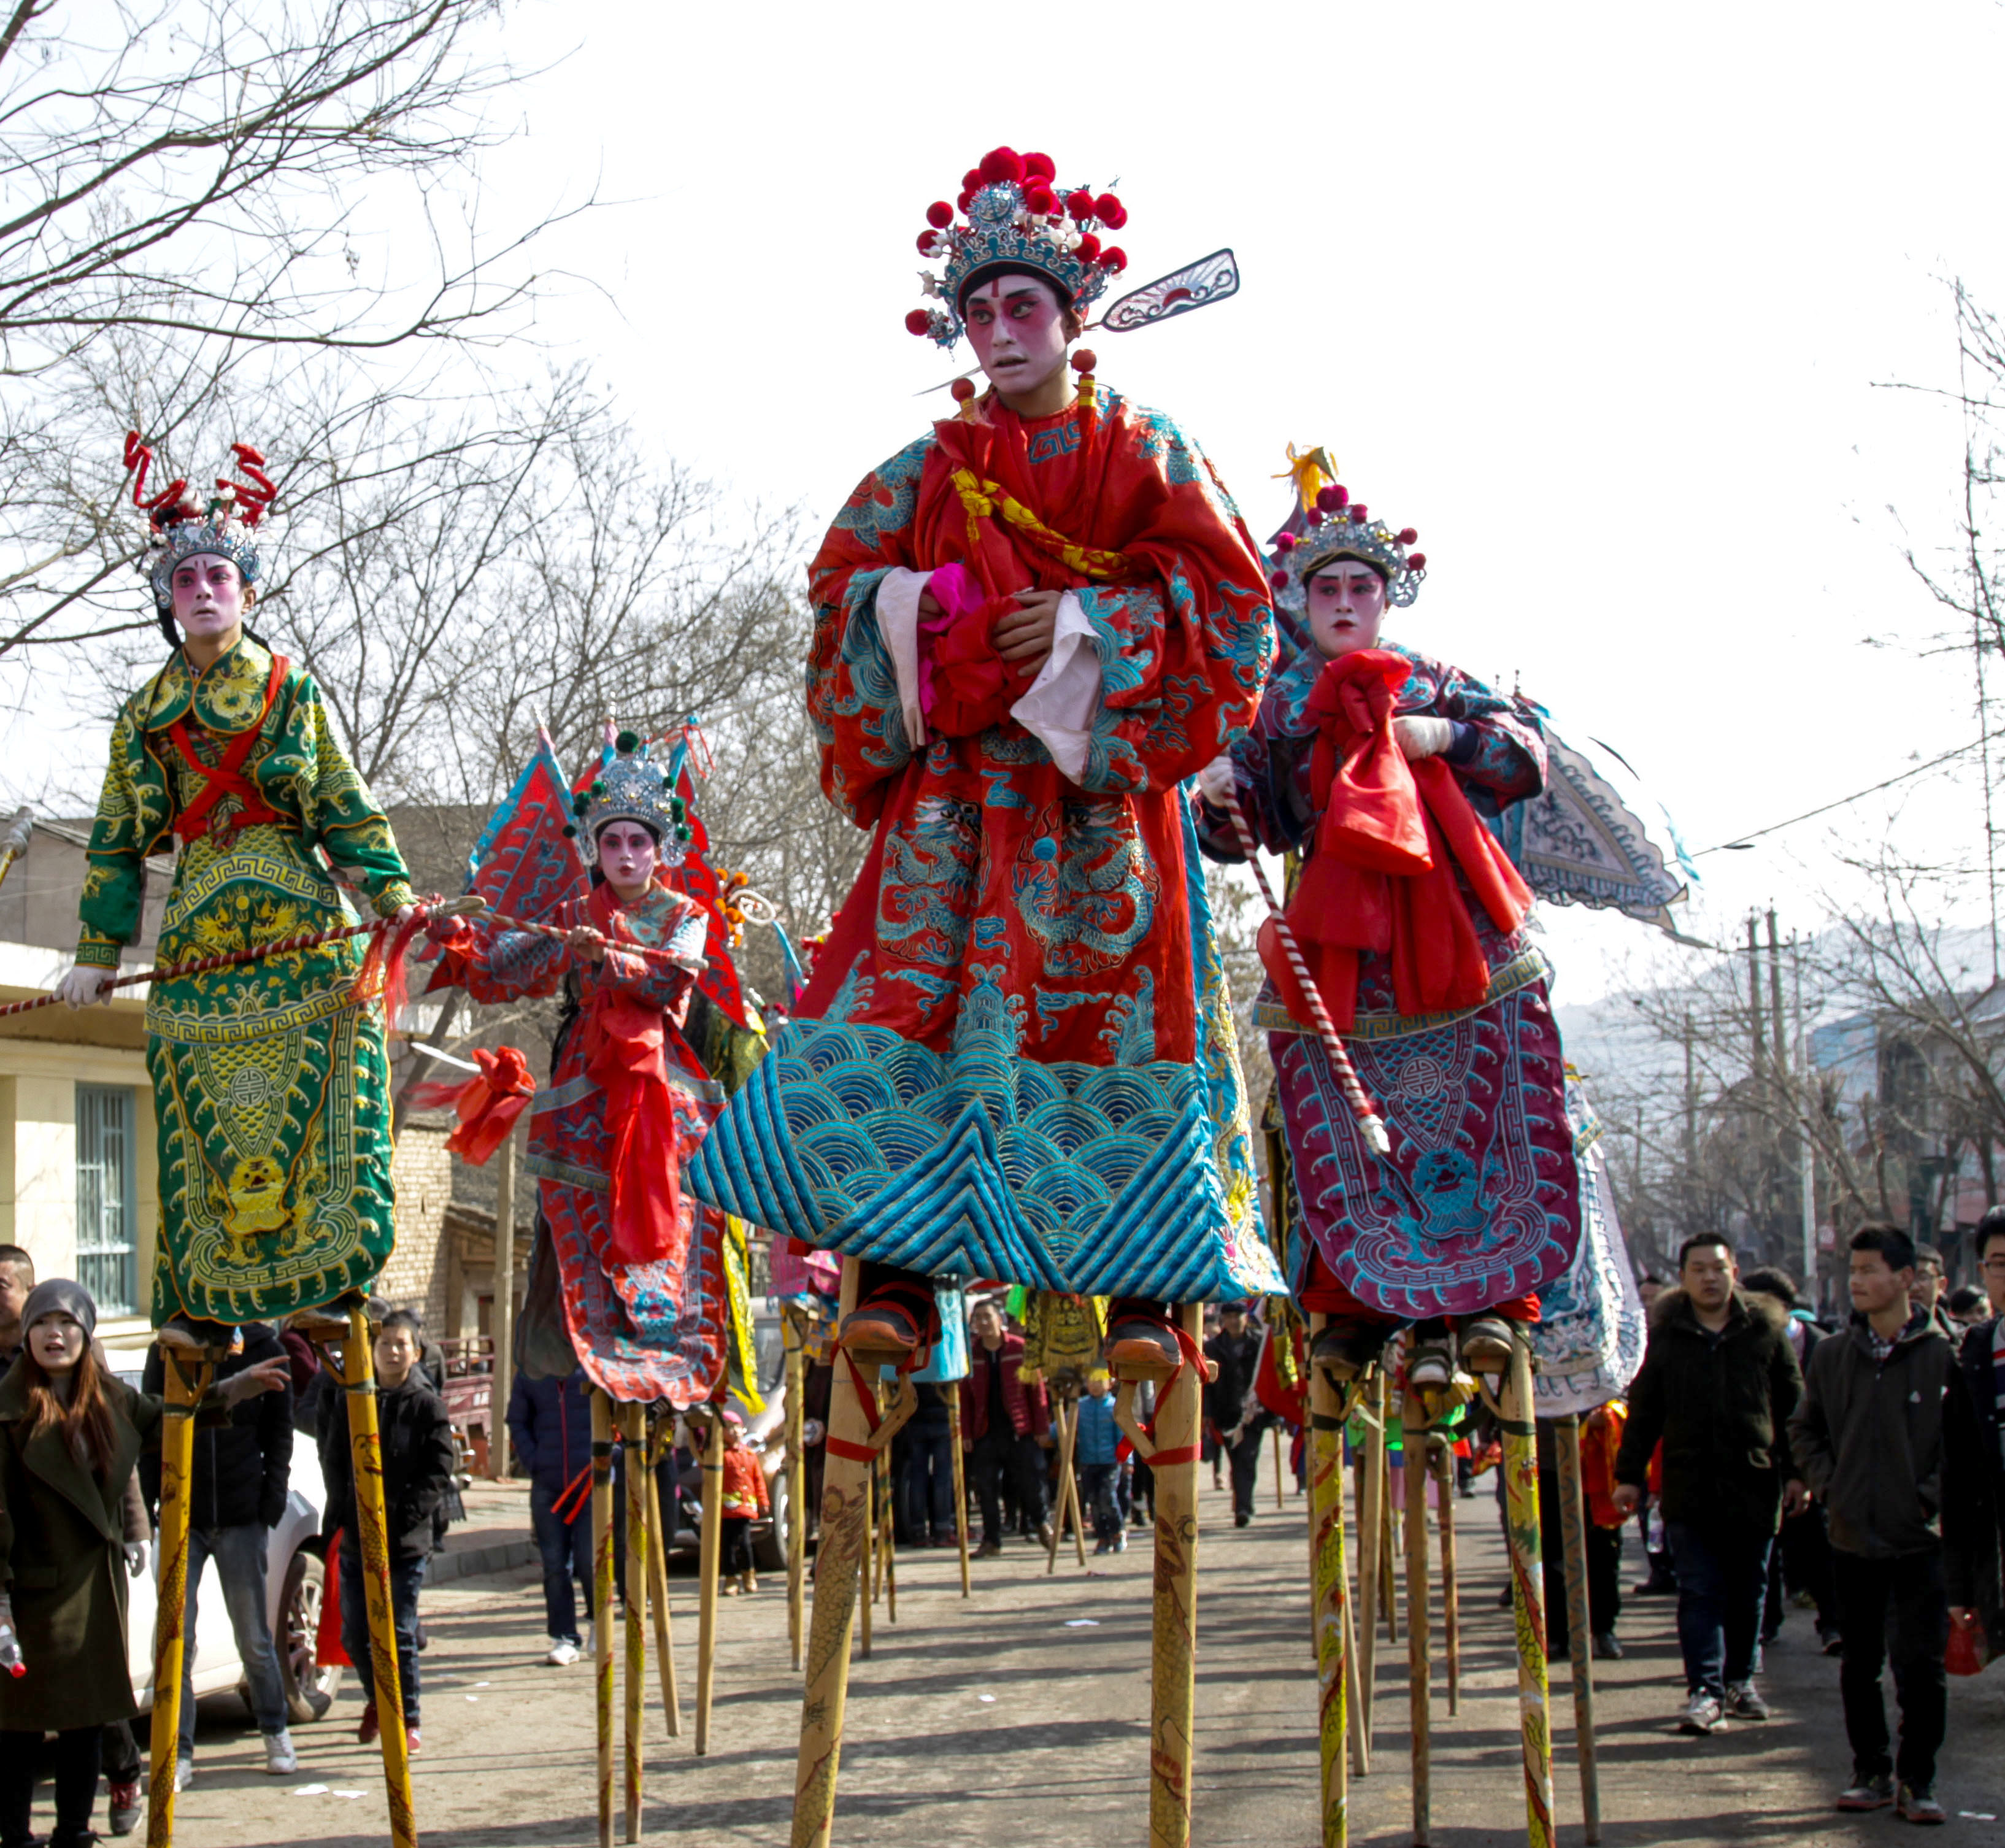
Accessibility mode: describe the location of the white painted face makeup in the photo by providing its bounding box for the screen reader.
[170,553,252,651]
[596,819,660,903]
[963,273,1071,401]
[1306,559,1389,659]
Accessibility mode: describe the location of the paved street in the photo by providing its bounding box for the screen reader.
[137,1476,2004,1847]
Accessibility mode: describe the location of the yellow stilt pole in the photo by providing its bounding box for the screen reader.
[622,1403,646,1842]
[1555,1414,1603,1845]
[858,1452,874,1659]
[696,1403,723,1755]
[592,1390,615,1848]
[783,1309,807,1669]
[1047,1391,1077,1574]
[1355,1371,1384,1750]
[1431,1434,1461,1718]
[1404,1393,1434,1848]
[1064,1402,1088,1566]
[790,1260,915,1848]
[1500,1341,1555,1848]
[948,1392,971,1596]
[145,1333,214,1848]
[1307,1319,1351,1848]
[874,1384,898,1625]
[342,1301,419,1848]
[642,1417,681,1738]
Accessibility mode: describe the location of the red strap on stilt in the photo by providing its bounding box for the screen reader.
[1129,1311,1209,1466]
[827,1349,891,1464]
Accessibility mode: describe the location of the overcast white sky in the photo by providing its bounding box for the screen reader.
[19,1,2005,1003]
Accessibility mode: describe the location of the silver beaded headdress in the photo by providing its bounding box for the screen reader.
[1264,445,1428,615]
[565,732,690,868]
[907,146,1132,350]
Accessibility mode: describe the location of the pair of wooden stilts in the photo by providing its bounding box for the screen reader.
[791,1268,1206,1848]
[146,1298,418,1848]
[1307,1318,1604,1848]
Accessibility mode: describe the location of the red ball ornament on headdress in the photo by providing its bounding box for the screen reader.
[1274,532,1298,553]
[1408,552,1428,571]
[1070,348,1098,374]
[1315,485,1343,514]
[1331,483,1350,507]
[916,231,939,255]
[1272,569,1290,588]
[1398,528,1418,546]
[1094,193,1126,228]
[979,147,1025,185]
[1350,504,1368,523]
[956,191,973,213]
[905,309,933,336]
[1306,509,1325,526]
[1075,232,1101,263]
[926,201,954,229]
[1023,151,1056,182]
[1099,247,1128,271]
[1026,186,1057,215]
[1067,191,1096,222]
[963,168,983,193]
[950,377,977,402]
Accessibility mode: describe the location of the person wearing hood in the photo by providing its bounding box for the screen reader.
[1790,1223,2001,1826]
[0,1281,286,1848]
[1611,1236,1805,1738]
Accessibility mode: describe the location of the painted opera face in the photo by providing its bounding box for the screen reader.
[963,272,1073,401]
[595,819,660,903]
[1305,558,1388,660]
[171,552,253,648]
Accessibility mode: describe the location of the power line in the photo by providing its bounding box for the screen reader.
[1691,736,1986,857]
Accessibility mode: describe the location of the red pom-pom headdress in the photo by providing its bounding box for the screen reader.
[1263,444,1425,612]
[122,432,280,614]
[909,145,1133,348]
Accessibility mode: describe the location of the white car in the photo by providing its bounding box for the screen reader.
[115,1373,342,1726]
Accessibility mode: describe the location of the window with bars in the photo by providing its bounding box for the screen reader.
[75,1085,137,1316]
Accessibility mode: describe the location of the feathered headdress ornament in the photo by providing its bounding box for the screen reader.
[123,431,279,614]
[907,146,1131,350]
[1266,444,1428,614]
[564,731,691,868]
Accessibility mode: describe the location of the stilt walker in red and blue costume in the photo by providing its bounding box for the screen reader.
[689,145,1280,1846]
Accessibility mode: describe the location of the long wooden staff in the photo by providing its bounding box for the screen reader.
[642,1417,682,1737]
[145,1331,215,1848]
[592,1391,616,1848]
[1555,1415,1602,1845]
[1047,1388,1079,1575]
[1404,1390,1436,1848]
[947,1389,971,1597]
[1355,1373,1385,1751]
[1495,1342,1555,1848]
[1214,788,1390,1156]
[872,1382,899,1623]
[1307,1315,1355,1847]
[1431,1434,1461,1716]
[695,1403,724,1754]
[782,1310,808,1666]
[622,1403,647,1842]
[1274,1422,1286,1511]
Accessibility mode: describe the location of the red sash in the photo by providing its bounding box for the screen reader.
[1264,649,1531,1028]
[168,653,290,844]
[578,884,684,1271]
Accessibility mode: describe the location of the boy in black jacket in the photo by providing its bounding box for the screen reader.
[317,1308,455,1752]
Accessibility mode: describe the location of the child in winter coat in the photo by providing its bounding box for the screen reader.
[717,1411,769,1595]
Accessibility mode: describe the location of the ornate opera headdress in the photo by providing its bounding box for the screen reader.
[1266,444,1428,615]
[564,731,691,868]
[122,432,278,615]
[907,146,1131,352]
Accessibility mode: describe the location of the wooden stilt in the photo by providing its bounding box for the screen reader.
[592,1390,616,1848]
[696,1403,724,1754]
[1274,1422,1286,1511]
[1048,1391,1080,1574]
[1500,1341,1555,1848]
[1307,1319,1351,1848]
[1555,1414,1602,1846]
[789,1260,915,1848]
[874,1384,898,1624]
[1380,1446,1399,1646]
[145,1334,214,1848]
[339,1302,420,1848]
[642,1418,682,1738]
[1431,1436,1461,1718]
[1109,1303,1204,1848]
[1404,1395,1433,1848]
[783,1309,807,1668]
[858,1455,874,1658]
[622,1403,646,1842]
[1355,1371,1384,1749]
[948,1392,971,1596]
[1343,1553,1370,1778]
[1064,1399,1088,1566]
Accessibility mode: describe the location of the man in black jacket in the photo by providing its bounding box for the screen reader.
[1795,1223,2001,1824]
[1204,1303,1266,1528]
[507,1366,598,1665]
[318,1308,455,1753]
[1612,1235,1804,1737]
[140,1319,296,1786]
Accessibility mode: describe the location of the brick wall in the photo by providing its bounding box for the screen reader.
[375,1121,453,1334]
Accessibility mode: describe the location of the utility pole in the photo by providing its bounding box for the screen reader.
[1747,913,1766,1077]
[1792,934,1817,1307]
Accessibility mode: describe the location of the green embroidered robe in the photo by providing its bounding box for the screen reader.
[76,637,415,1325]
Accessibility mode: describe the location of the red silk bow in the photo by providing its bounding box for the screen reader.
[577,884,685,1271]
[404,1044,536,1166]
[1263,648,1531,1029]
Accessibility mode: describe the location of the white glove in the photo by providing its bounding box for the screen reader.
[1195,753,1236,806]
[1393,715,1454,761]
[57,964,114,1009]
[125,1543,148,1579]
